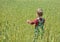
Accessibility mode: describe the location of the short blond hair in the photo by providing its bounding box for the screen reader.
[37,8,43,16]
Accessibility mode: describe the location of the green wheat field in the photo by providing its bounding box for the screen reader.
[0,0,60,42]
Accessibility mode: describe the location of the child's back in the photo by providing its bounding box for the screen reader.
[37,17,45,26]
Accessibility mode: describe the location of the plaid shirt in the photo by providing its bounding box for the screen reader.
[30,18,45,26]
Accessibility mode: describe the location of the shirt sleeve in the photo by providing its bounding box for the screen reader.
[30,19,38,25]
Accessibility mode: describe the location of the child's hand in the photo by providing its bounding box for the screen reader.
[27,20,30,23]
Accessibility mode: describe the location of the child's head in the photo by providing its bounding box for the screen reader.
[36,8,43,17]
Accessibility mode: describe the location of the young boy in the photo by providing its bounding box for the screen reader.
[27,8,45,42]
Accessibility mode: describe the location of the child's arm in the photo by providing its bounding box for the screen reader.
[27,19,38,25]
[27,20,34,25]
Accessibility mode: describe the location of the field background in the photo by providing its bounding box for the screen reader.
[0,0,60,42]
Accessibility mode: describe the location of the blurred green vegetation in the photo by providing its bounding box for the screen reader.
[0,0,60,42]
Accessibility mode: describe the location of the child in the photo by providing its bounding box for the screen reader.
[27,8,45,42]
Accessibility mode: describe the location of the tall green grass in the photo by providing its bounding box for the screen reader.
[0,0,60,42]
